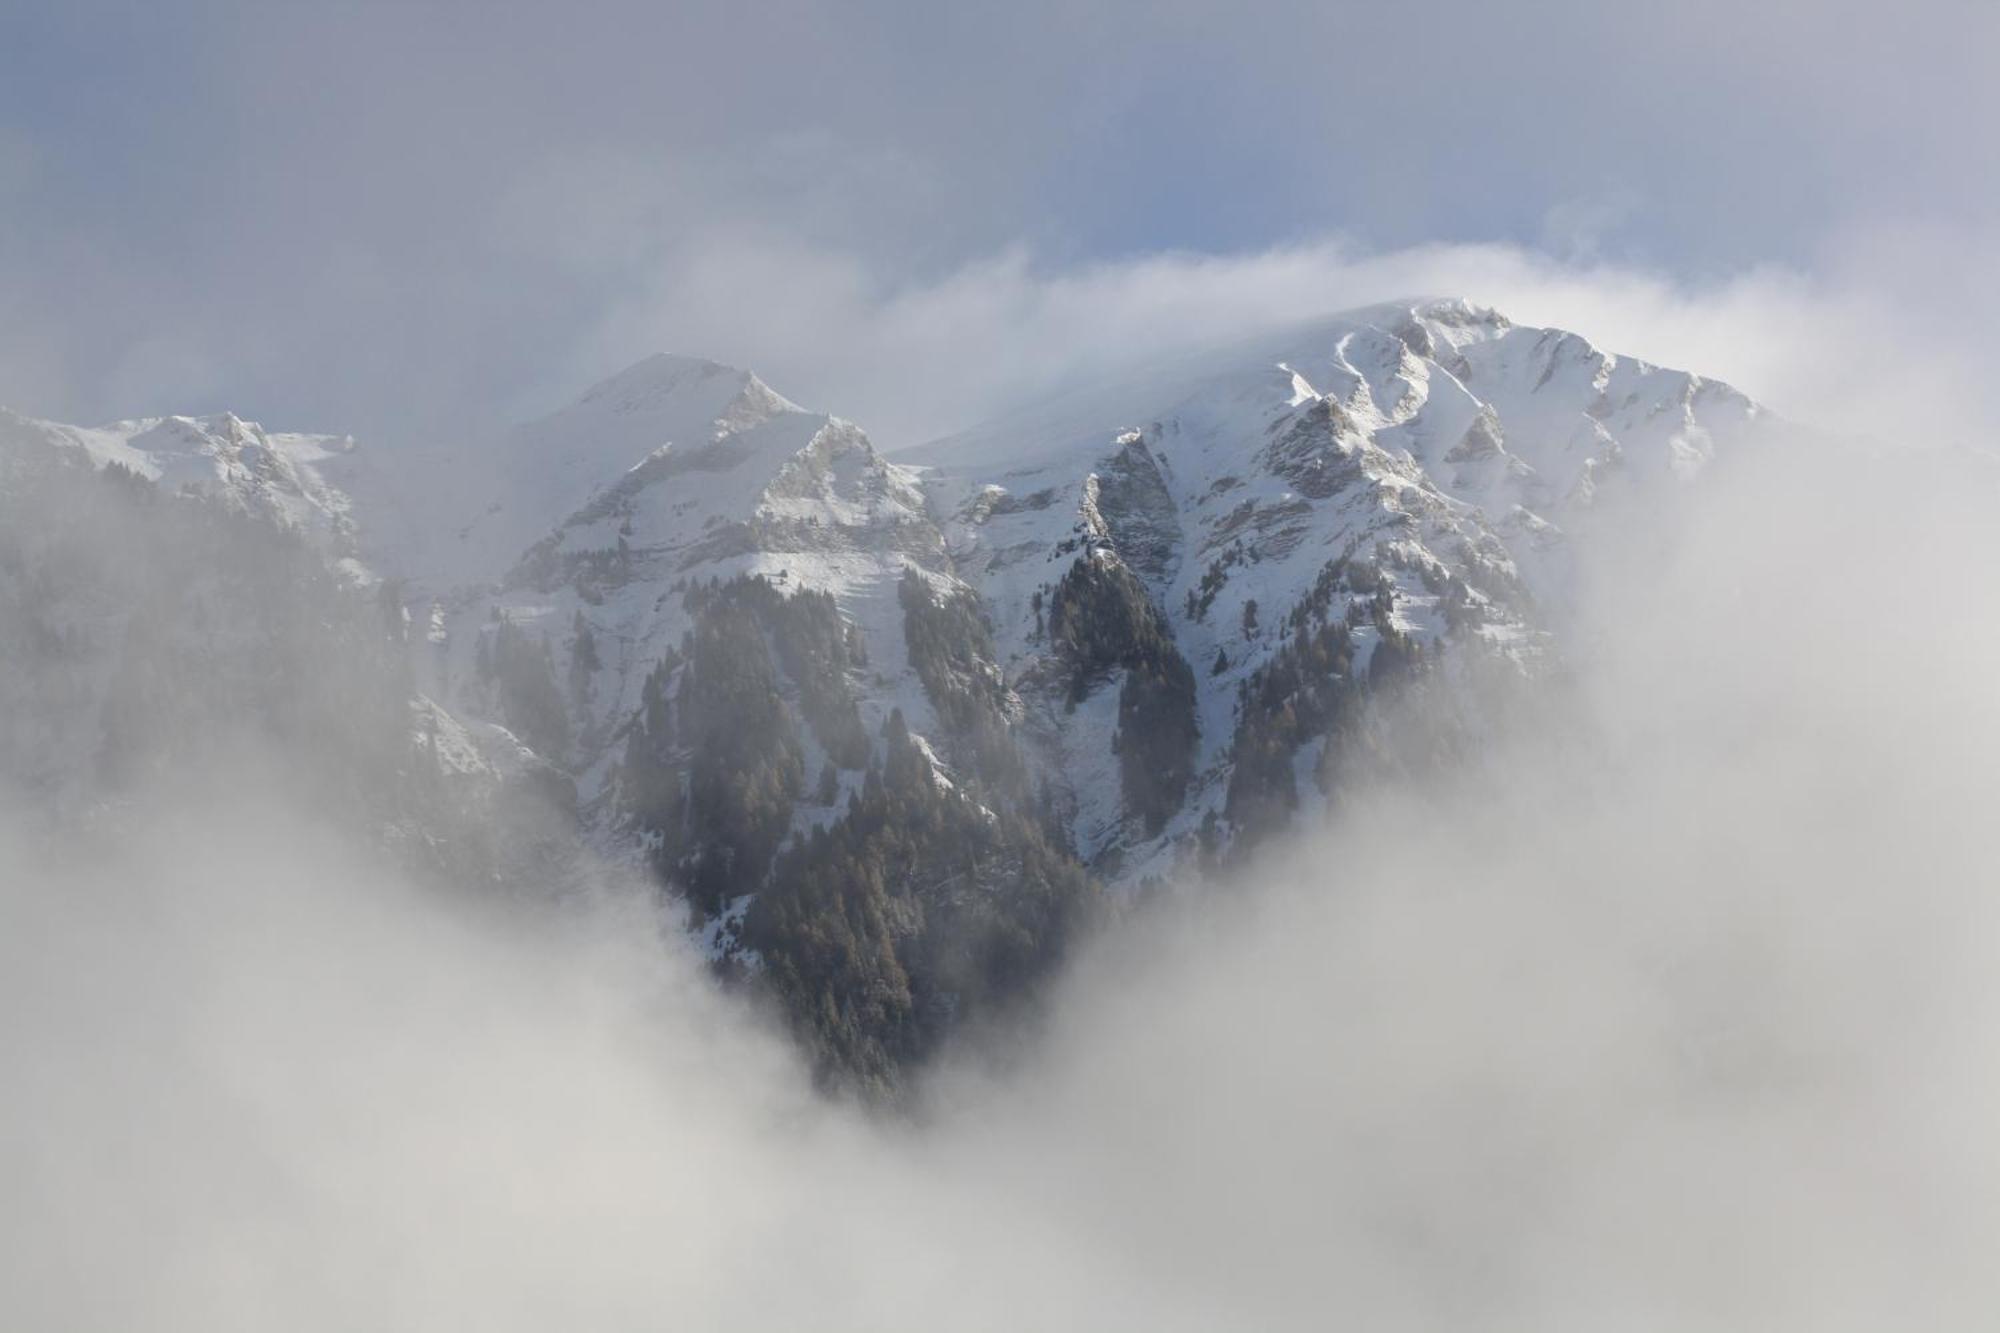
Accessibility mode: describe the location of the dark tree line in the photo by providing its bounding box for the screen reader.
[618,570,1102,1098]
[1222,554,1426,851]
[746,709,1096,1097]
[1048,553,1198,834]
[898,569,1026,800]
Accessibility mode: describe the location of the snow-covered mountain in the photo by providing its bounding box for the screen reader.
[0,406,371,571]
[905,298,1765,861]
[386,354,944,811]
[0,298,1776,1090]
[395,299,1765,853]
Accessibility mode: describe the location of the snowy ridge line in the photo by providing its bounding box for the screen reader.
[0,296,1777,901]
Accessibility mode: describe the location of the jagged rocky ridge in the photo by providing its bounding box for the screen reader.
[0,300,1769,1092]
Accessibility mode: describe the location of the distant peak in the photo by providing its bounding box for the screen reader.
[564,353,804,421]
[568,353,745,411]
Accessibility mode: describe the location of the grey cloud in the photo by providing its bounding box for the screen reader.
[5,400,1999,1329]
[1,0,1994,445]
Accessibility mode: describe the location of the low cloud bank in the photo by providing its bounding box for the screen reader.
[10,198,1997,466]
[925,439,2000,1329]
[5,428,1999,1329]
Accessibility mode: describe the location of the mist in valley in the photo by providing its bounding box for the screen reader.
[5,387,1998,1329]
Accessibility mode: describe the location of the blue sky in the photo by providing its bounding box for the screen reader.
[2,0,1994,445]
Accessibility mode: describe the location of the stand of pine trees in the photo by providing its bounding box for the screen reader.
[746,709,1095,1096]
[620,572,1101,1098]
[1047,552,1198,835]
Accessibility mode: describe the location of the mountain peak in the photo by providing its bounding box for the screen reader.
[565,353,803,421]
